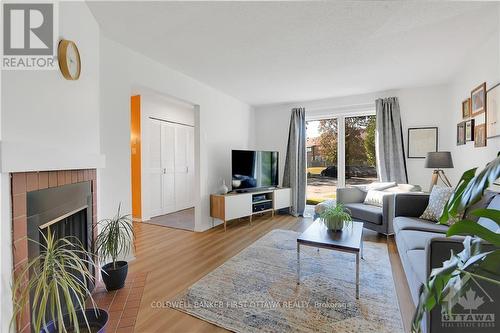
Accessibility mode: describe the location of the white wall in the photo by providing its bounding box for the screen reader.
[139,93,196,221]
[0,2,101,331]
[447,31,500,183]
[99,36,253,231]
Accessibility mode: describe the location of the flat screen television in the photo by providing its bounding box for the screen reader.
[231,150,279,192]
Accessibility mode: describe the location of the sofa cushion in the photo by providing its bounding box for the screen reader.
[344,203,383,225]
[363,190,390,207]
[355,182,397,192]
[420,186,454,222]
[393,216,449,234]
[407,249,427,284]
[464,190,497,222]
[477,194,500,232]
[399,230,444,251]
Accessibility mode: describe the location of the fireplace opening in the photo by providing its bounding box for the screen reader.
[26,181,94,325]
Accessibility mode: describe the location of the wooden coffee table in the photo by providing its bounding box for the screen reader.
[296,220,364,299]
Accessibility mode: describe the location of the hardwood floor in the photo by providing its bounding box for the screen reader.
[130,213,414,333]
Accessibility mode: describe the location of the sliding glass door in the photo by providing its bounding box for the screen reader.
[345,115,377,187]
[306,114,377,205]
[306,119,338,205]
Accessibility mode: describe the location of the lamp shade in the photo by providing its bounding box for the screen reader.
[425,152,454,169]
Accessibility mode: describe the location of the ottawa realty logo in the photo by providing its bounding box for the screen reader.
[2,1,58,69]
[441,277,496,330]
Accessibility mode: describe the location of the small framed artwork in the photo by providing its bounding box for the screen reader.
[407,127,438,158]
[465,119,475,141]
[471,82,486,117]
[474,123,487,147]
[457,122,466,145]
[486,82,500,138]
[462,98,471,119]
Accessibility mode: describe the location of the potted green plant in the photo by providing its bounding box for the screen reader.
[319,203,352,231]
[94,204,135,291]
[11,231,108,333]
[412,153,500,332]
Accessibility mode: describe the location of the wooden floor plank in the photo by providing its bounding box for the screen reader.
[130,213,414,333]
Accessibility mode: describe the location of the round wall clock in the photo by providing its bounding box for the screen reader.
[58,39,81,80]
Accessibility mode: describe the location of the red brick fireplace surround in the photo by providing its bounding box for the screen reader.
[11,169,97,333]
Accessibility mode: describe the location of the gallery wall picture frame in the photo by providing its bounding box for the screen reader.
[465,119,475,142]
[457,122,466,146]
[474,123,487,147]
[471,82,486,117]
[486,82,500,139]
[407,127,438,158]
[462,98,471,119]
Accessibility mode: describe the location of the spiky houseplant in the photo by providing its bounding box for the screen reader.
[11,231,106,333]
[412,153,500,332]
[319,202,352,231]
[94,204,134,291]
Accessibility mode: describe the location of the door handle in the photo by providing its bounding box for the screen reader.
[163,168,166,174]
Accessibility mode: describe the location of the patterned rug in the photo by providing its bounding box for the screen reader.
[169,229,404,333]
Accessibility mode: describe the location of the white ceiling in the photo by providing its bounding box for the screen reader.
[89,1,499,106]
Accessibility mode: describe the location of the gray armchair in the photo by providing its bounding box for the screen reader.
[336,187,396,235]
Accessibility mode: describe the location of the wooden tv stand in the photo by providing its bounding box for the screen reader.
[210,187,291,231]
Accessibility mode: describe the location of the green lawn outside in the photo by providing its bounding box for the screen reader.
[306,193,336,205]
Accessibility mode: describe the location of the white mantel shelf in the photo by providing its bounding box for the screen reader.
[0,141,106,173]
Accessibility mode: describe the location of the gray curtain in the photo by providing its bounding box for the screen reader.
[283,107,306,216]
[375,97,408,183]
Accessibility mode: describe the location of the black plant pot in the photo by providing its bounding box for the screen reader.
[102,261,128,291]
[42,308,108,333]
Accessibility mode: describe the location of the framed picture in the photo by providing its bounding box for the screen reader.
[462,98,471,119]
[407,127,438,158]
[465,119,475,141]
[486,82,500,138]
[474,123,487,147]
[471,82,486,117]
[457,122,466,145]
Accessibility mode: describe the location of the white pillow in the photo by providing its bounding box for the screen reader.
[363,190,390,207]
[420,186,454,222]
[356,182,397,193]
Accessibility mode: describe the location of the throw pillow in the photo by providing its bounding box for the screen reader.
[420,186,454,222]
[363,190,389,207]
[356,182,397,192]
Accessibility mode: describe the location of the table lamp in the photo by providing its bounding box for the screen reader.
[425,152,454,191]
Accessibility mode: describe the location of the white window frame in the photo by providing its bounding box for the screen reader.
[306,109,376,189]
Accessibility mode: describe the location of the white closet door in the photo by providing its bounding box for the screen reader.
[161,123,176,214]
[148,120,163,217]
[186,126,195,206]
[174,126,190,210]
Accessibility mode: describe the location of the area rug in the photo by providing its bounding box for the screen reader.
[169,229,404,333]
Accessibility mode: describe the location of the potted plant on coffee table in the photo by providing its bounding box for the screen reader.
[94,204,135,291]
[11,231,108,333]
[319,203,352,231]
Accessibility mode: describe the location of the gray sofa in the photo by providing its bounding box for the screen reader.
[327,184,421,235]
[394,191,499,333]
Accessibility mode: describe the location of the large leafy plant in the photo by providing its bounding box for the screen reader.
[11,231,98,333]
[94,204,134,269]
[412,154,500,332]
